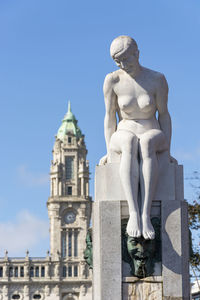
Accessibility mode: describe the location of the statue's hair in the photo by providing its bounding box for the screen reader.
[110,35,138,58]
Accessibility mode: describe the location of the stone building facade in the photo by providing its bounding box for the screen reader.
[0,103,93,300]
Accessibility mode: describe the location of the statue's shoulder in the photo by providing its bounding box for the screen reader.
[104,70,120,84]
[142,67,168,89]
[142,67,166,80]
[143,67,166,82]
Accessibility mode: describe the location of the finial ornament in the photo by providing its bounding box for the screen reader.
[68,100,71,112]
[56,100,82,140]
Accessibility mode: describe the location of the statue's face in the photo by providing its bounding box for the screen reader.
[128,236,156,259]
[113,47,139,72]
[127,236,156,278]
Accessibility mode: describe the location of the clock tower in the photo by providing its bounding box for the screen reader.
[47,102,92,285]
[0,102,92,300]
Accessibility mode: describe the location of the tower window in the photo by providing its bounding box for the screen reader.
[74,230,78,257]
[68,229,72,257]
[74,265,78,277]
[62,231,66,258]
[20,266,24,277]
[35,266,39,277]
[30,266,34,277]
[67,186,72,195]
[0,267,3,277]
[68,265,72,277]
[65,156,74,180]
[9,267,13,277]
[62,266,67,277]
[68,137,72,144]
[41,266,45,277]
[14,266,18,277]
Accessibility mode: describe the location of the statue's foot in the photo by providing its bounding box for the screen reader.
[142,214,155,240]
[126,211,141,237]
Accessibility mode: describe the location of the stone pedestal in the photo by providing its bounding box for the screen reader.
[93,156,190,300]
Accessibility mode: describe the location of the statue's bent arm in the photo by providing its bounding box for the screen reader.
[156,74,172,150]
[103,73,118,154]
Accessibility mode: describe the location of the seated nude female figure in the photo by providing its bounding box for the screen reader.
[99,36,172,240]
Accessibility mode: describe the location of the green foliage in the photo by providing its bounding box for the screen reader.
[188,201,200,230]
[187,172,200,272]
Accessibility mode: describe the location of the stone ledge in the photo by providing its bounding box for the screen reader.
[95,161,183,202]
[123,276,162,283]
[163,297,185,300]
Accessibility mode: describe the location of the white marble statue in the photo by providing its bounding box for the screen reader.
[99,35,172,240]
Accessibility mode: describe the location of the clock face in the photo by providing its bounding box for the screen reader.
[64,211,76,224]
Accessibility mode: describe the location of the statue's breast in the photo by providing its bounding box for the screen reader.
[118,96,137,113]
[137,94,155,113]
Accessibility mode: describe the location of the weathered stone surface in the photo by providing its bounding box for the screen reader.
[163,297,185,300]
[94,164,190,300]
[123,281,162,300]
[162,200,190,299]
[95,162,182,202]
[93,200,122,300]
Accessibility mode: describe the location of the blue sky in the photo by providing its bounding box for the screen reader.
[0,0,199,256]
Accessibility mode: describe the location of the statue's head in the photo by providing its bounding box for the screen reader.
[110,35,139,71]
[127,236,156,278]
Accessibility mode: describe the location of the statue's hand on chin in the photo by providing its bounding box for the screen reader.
[99,154,108,165]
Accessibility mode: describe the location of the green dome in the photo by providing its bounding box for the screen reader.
[56,102,82,140]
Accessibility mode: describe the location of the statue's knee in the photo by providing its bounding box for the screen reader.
[140,137,154,158]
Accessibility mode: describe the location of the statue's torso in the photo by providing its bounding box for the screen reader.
[112,67,162,136]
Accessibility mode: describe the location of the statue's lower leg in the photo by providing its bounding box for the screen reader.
[120,151,141,237]
[140,154,158,240]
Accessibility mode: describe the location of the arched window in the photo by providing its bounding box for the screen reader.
[30,266,34,277]
[65,156,74,180]
[68,229,72,257]
[62,265,67,277]
[62,231,66,258]
[74,230,78,257]
[67,186,72,195]
[9,267,13,277]
[12,295,20,299]
[33,295,41,299]
[0,267,3,277]
[41,266,45,277]
[20,266,24,277]
[68,265,72,277]
[74,265,78,277]
[35,266,39,277]
[14,266,18,277]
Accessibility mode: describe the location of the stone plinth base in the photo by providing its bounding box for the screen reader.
[93,162,190,300]
[123,276,162,300]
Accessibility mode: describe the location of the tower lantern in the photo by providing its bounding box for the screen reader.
[50,101,89,198]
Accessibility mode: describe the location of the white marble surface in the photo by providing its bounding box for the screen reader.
[99,35,173,239]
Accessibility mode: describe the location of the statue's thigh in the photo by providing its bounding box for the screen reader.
[110,130,138,154]
[139,129,168,157]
